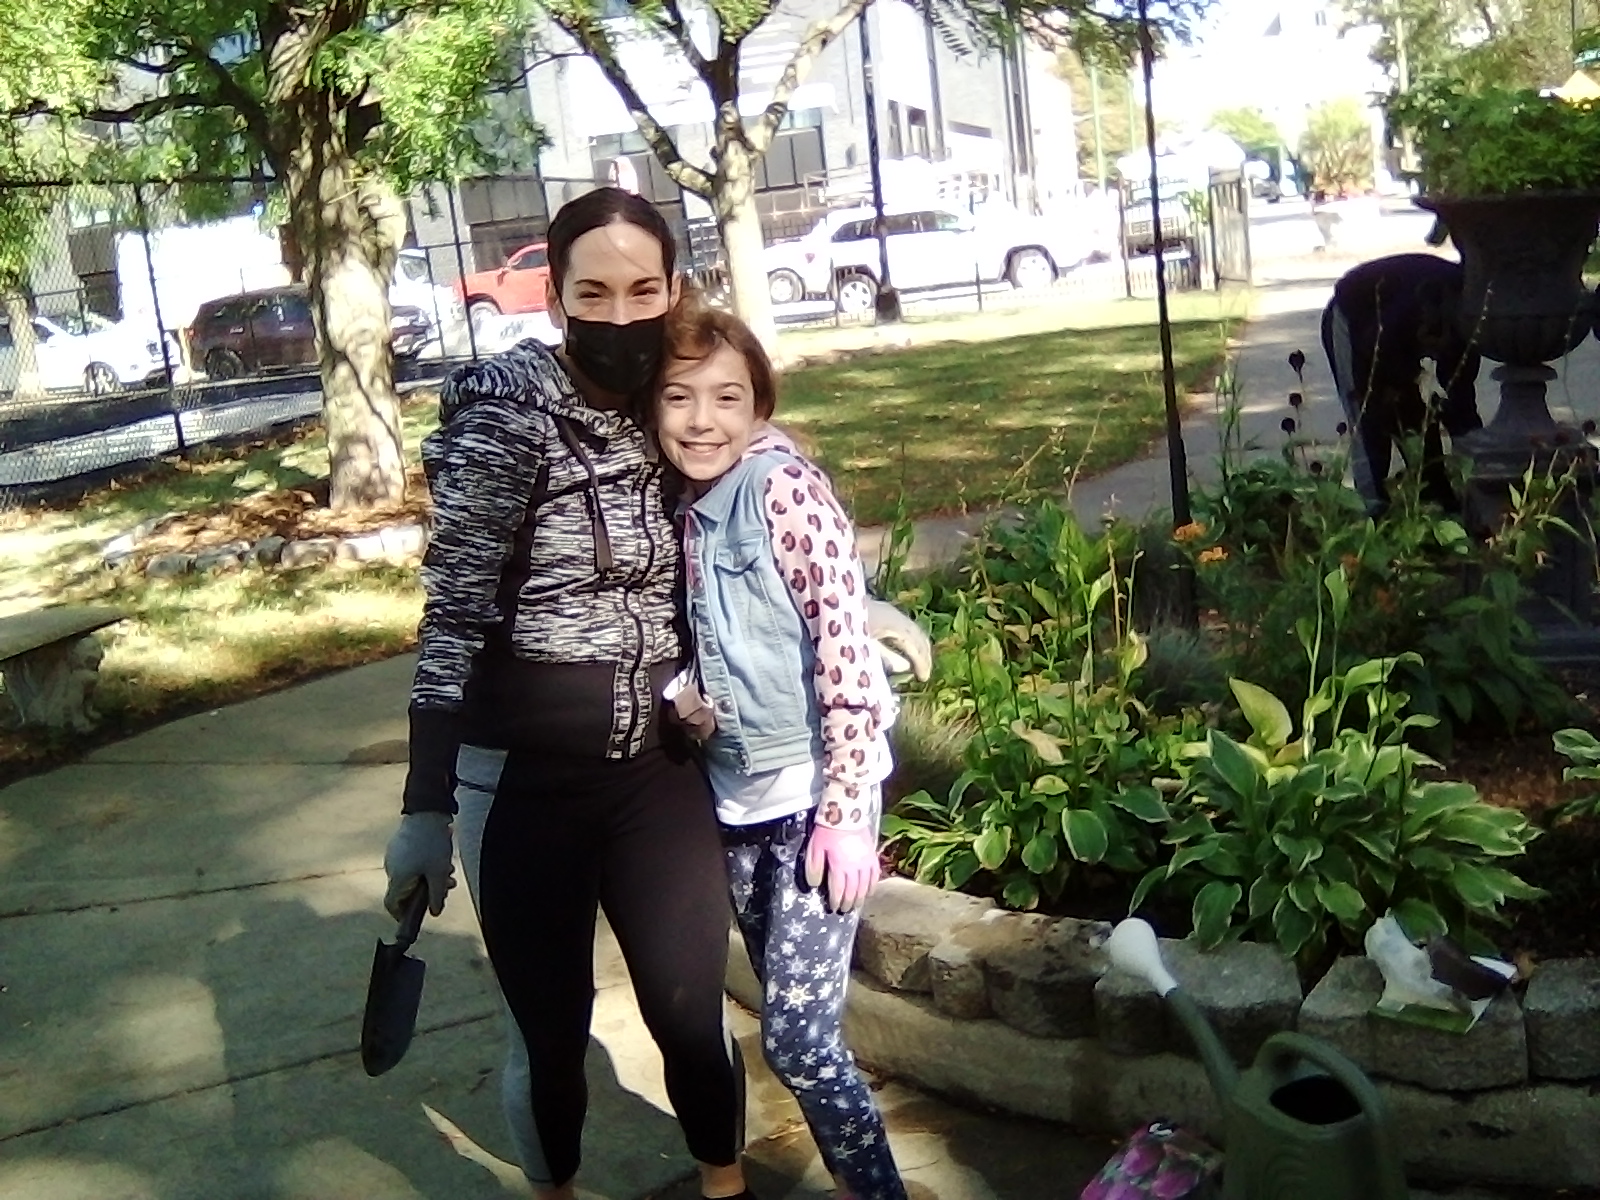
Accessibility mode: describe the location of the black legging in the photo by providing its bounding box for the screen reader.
[475,744,743,1186]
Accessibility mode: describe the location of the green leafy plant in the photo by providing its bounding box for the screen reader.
[884,501,1199,911]
[1553,727,1600,823]
[1142,570,1544,966]
[1387,82,1600,196]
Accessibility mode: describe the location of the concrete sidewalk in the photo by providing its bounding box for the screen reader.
[0,656,1122,1200]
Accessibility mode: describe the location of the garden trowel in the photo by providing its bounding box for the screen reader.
[360,883,430,1077]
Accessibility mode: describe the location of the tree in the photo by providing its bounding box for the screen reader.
[1207,106,1281,160]
[1342,0,1597,93]
[15,0,534,509]
[550,0,1210,350]
[1299,97,1373,195]
[1056,49,1137,183]
[0,2,102,400]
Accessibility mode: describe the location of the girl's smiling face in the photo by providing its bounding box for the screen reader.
[656,341,761,486]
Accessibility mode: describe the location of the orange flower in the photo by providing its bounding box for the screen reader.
[1198,546,1227,564]
[1173,521,1207,543]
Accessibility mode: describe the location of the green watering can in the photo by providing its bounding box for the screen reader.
[1105,919,1409,1200]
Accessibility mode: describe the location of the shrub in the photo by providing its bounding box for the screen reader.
[1141,570,1544,966]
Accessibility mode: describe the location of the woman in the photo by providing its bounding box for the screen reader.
[382,188,751,1200]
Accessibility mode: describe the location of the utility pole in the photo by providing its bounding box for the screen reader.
[858,10,902,324]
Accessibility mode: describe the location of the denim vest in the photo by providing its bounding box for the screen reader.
[685,449,822,778]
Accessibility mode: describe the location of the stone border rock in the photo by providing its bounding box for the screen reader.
[725,875,1600,1191]
[102,520,428,578]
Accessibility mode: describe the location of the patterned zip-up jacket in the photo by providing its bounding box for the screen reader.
[402,340,686,815]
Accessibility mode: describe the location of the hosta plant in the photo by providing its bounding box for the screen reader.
[1139,570,1543,965]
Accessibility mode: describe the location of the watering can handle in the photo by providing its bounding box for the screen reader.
[1257,1033,1408,1190]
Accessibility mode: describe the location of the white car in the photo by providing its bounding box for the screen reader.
[0,312,180,397]
[766,205,1092,315]
[392,249,468,358]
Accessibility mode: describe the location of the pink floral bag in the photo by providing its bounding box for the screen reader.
[1080,1122,1222,1200]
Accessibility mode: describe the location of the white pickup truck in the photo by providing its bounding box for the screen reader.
[764,204,1092,314]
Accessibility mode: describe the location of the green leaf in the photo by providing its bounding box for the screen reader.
[1433,518,1469,547]
[1324,568,1349,624]
[1206,730,1261,800]
[1062,808,1110,864]
[1027,582,1060,619]
[1108,784,1170,823]
[1002,875,1041,910]
[1032,773,1069,795]
[1272,833,1324,873]
[1341,657,1397,692]
[1193,880,1243,948]
[1391,898,1448,941]
[974,827,1012,871]
[1021,831,1059,875]
[948,770,982,806]
[1230,678,1294,748]
[1248,875,1286,922]
[1130,865,1167,914]
[1448,861,1505,909]
[1167,840,1222,877]
[1314,880,1368,925]
[1272,894,1318,957]
[946,849,981,889]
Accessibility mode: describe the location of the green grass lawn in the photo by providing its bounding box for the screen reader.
[782,314,1230,526]
[0,294,1240,776]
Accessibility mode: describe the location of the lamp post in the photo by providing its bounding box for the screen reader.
[858,9,902,323]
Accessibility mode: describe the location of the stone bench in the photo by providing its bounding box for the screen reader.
[0,606,127,733]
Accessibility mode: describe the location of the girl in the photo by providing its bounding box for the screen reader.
[655,305,909,1200]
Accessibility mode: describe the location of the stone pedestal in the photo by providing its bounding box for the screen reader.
[0,606,127,733]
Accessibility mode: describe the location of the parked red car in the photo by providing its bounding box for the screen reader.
[453,243,551,334]
[187,286,430,379]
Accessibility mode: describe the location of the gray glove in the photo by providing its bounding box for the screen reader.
[865,597,933,682]
[383,811,455,919]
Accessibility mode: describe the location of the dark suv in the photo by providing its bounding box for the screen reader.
[187,285,430,380]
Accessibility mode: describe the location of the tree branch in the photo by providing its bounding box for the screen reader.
[749,0,872,155]
[659,0,715,86]
[493,49,592,91]
[555,15,713,196]
[177,40,274,154]
[110,54,187,77]
[8,92,213,124]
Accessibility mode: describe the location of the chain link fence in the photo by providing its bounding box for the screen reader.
[1,169,1246,497]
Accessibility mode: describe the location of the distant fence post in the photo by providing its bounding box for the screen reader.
[133,183,186,454]
[445,185,480,361]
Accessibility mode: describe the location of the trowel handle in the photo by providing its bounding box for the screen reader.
[1106,918,1179,995]
[395,882,429,950]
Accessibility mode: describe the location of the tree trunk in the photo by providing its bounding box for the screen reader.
[3,290,43,401]
[282,96,408,512]
[713,136,779,355]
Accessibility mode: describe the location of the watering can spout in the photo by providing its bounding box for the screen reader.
[1107,919,1240,1097]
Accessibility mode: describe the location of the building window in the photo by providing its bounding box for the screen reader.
[780,107,823,130]
[907,108,930,159]
[886,100,904,159]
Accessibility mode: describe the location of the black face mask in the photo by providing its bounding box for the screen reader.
[562,312,667,395]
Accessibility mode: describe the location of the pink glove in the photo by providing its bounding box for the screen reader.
[803,822,881,914]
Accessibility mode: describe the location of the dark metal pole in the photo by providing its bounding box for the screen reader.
[1139,0,1195,625]
[858,10,902,323]
[446,185,480,360]
[134,183,185,453]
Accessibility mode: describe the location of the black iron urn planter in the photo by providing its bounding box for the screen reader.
[1416,192,1600,643]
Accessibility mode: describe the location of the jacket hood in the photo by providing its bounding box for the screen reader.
[437,340,611,438]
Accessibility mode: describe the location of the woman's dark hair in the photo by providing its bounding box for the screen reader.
[546,187,677,292]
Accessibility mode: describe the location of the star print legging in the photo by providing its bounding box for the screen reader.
[722,812,908,1200]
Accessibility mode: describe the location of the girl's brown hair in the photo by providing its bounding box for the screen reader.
[662,303,779,419]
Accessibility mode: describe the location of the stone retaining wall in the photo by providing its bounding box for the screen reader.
[726,876,1600,1191]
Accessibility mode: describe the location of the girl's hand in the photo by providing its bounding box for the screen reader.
[803,823,880,914]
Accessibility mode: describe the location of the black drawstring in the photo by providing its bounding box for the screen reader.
[553,417,615,574]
